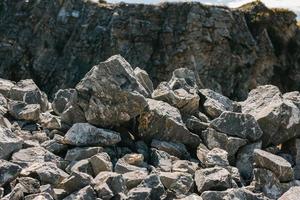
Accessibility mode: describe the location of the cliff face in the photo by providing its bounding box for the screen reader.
[0,0,299,99]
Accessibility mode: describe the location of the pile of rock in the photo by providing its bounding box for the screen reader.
[0,55,300,200]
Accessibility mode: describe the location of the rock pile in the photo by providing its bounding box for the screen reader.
[0,55,300,200]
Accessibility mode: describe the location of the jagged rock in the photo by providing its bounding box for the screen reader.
[52,89,75,115]
[64,147,104,161]
[41,135,68,154]
[59,171,93,194]
[0,78,15,97]
[159,172,193,196]
[185,116,210,134]
[63,123,121,146]
[278,186,300,200]
[24,192,53,200]
[0,160,22,186]
[236,141,262,181]
[69,159,94,176]
[195,166,232,193]
[63,55,148,127]
[63,185,97,200]
[282,138,300,179]
[17,177,40,195]
[138,99,201,147]
[254,149,294,182]
[201,188,268,200]
[134,67,154,97]
[201,128,247,164]
[0,94,8,115]
[115,153,148,174]
[0,127,23,159]
[127,187,152,199]
[151,139,190,160]
[242,85,300,146]
[8,101,41,121]
[199,89,240,119]
[136,140,150,162]
[21,162,69,186]
[172,160,199,175]
[53,188,68,200]
[210,111,263,141]
[2,183,25,200]
[151,149,175,172]
[138,174,166,200]
[177,194,203,200]
[88,152,113,175]
[197,145,229,167]
[123,170,148,190]
[39,112,61,130]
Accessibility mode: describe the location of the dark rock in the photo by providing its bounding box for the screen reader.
[151,139,190,160]
[185,116,209,134]
[69,159,94,176]
[150,149,175,172]
[201,188,268,200]
[64,147,104,161]
[282,138,300,180]
[88,152,113,176]
[115,153,148,174]
[17,177,40,195]
[0,127,23,159]
[52,89,75,115]
[0,160,22,186]
[59,171,93,194]
[8,101,41,122]
[63,185,97,200]
[41,135,68,154]
[197,145,229,167]
[159,172,193,196]
[138,174,166,200]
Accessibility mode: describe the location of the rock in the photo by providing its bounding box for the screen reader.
[159,172,193,195]
[282,138,300,179]
[17,177,40,194]
[241,85,300,146]
[134,67,154,97]
[53,189,68,200]
[52,89,75,115]
[177,194,203,200]
[123,170,148,189]
[254,149,294,182]
[69,159,94,176]
[210,111,263,141]
[39,112,61,130]
[9,79,49,112]
[236,141,262,181]
[199,89,239,119]
[63,55,148,127]
[197,145,229,167]
[24,192,53,200]
[201,128,247,164]
[0,94,8,115]
[138,99,201,148]
[41,135,68,154]
[201,188,268,200]
[115,153,148,174]
[2,183,25,200]
[0,78,15,97]
[195,166,232,193]
[65,147,103,161]
[127,187,152,199]
[59,171,93,194]
[8,101,41,121]
[88,152,113,175]
[150,149,174,172]
[63,123,121,146]
[172,160,199,175]
[63,185,97,200]
[136,140,150,162]
[0,160,22,186]
[0,127,23,159]
[151,139,190,160]
[138,174,166,200]
[185,116,210,134]
[278,186,300,200]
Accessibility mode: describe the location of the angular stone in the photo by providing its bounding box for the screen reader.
[39,112,61,130]
[65,147,103,161]
[0,127,23,159]
[201,188,268,200]
[178,194,203,200]
[41,136,68,155]
[69,159,94,176]
[0,78,15,97]
[138,174,166,200]
[24,192,53,200]
[197,146,229,167]
[0,160,22,186]
[151,139,190,160]
[195,166,232,193]
[0,94,8,115]
[172,160,199,175]
[254,149,294,182]
[127,187,152,199]
[63,123,121,146]
[278,186,300,200]
[17,177,40,194]
[282,138,300,180]
[8,101,40,121]
[159,172,193,195]
[52,89,75,115]
[185,116,209,134]
[122,170,148,189]
[138,99,201,148]
[151,149,175,172]
[115,153,148,174]
[63,185,97,200]
[134,67,154,97]
[59,171,93,194]
[210,111,263,141]
[88,152,113,176]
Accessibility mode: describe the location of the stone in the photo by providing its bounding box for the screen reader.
[53,189,68,200]
[236,142,262,181]
[241,85,300,146]
[122,170,148,189]
[39,112,61,130]
[8,101,41,122]
[63,55,148,127]
[0,160,22,186]
[282,138,300,179]
[159,172,193,195]
[59,171,93,194]
[172,160,199,175]
[185,116,209,134]
[0,94,8,115]
[151,139,190,160]
[63,123,121,146]
[52,89,75,115]
[63,185,97,200]
[88,152,113,176]
[201,128,247,164]
[136,140,150,162]
[210,111,263,141]
[194,166,232,193]
[69,159,94,176]
[177,194,203,200]
[201,188,268,200]
[138,174,166,200]
[24,192,53,200]
[41,136,68,155]
[0,127,23,159]
[197,146,229,167]
[115,153,148,174]
[65,147,103,161]
[138,99,201,148]
[17,177,40,194]
[127,187,152,200]
[150,149,174,172]
[134,67,154,97]
[254,149,294,182]
[0,78,15,97]
[278,186,300,200]
[2,183,25,200]
[199,89,239,119]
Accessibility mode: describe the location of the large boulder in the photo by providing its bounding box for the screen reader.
[138,99,201,148]
[62,55,148,127]
[8,101,41,122]
[241,85,300,146]
[0,127,23,159]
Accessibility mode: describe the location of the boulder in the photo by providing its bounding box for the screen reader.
[0,78,15,97]
[39,112,61,130]
[201,188,268,200]
[69,159,94,176]
[185,116,210,134]
[151,139,190,160]
[52,89,75,115]
[278,186,300,200]
[64,147,103,161]
[115,153,148,174]
[0,127,23,159]
[63,185,97,200]
[0,160,22,186]
[210,111,263,141]
[63,123,121,146]
[41,135,68,154]
[282,138,300,180]
[88,152,113,175]
[254,149,294,182]
[59,171,93,194]
[122,170,148,189]
[63,55,148,127]
[134,67,154,97]
[159,172,193,195]
[150,149,175,172]
[8,101,40,121]
[197,145,229,167]
[138,99,201,148]
[172,160,199,175]
[17,177,40,195]
[137,174,166,200]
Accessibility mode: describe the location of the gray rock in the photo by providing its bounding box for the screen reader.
[236,141,262,181]
[0,160,22,186]
[134,67,154,97]
[2,183,25,200]
[127,187,152,200]
[242,85,300,146]
[138,174,166,200]
[172,160,199,175]
[201,188,269,200]
[138,99,201,148]
[17,177,40,194]
[24,192,54,200]
[159,172,193,196]
[278,186,300,200]
[59,171,93,194]
[0,94,8,115]
[41,135,68,154]
[63,185,97,200]
[88,152,113,176]
[122,170,148,189]
[115,153,148,174]
[195,166,232,193]
[8,101,41,122]
[69,159,94,176]
[65,147,104,161]
[63,123,121,146]
[210,111,263,141]
[0,78,15,97]
[197,146,229,167]
[63,55,148,127]
[151,149,175,172]
[39,112,61,130]
[177,194,203,200]
[254,149,294,182]
[282,138,300,180]
[185,116,209,134]
[151,139,190,160]
[52,89,75,115]
[0,127,23,159]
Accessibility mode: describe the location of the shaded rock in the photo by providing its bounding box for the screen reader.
[282,138,300,180]
[138,174,166,200]
[151,139,190,160]
[185,116,209,134]
[64,55,148,127]
[201,188,268,200]
[123,170,148,189]
[63,185,97,200]
[65,147,103,161]
[0,78,15,97]
[236,141,262,181]
[159,172,193,195]
[127,187,152,200]
[177,194,203,200]
[134,67,154,97]
[241,85,300,146]
[8,101,40,122]
[197,145,229,167]
[88,152,113,176]
[135,140,150,162]
[39,112,61,130]
[69,159,94,176]
[41,135,68,154]
[59,171,93,194]
[210,111,263,141]
[278,186,300,200]
[150,149,175,172]
[0,127,23,159]
[115,153,148,174]
[24,192,53,200]
[254,149,294,182]
[53,189,68,200]
[2,183,24,200]
[63,123,121,146]
[52,89,75,115]
[172,160,199,175]
[0,160,22,186]
[0,94,8,115]
[138,99,201,148]
[17,177,40,195]
[195,166,232,193]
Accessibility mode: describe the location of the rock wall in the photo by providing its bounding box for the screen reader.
[0,0,299,99]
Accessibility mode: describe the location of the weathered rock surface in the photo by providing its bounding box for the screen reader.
[0,127,23,159]
[278,186,300,200]
[52,89,75,115]
[0,160,22,186]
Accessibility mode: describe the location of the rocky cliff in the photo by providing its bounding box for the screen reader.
[0,0,299,99]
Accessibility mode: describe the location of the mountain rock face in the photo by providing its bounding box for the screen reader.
[0,0,299,100]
